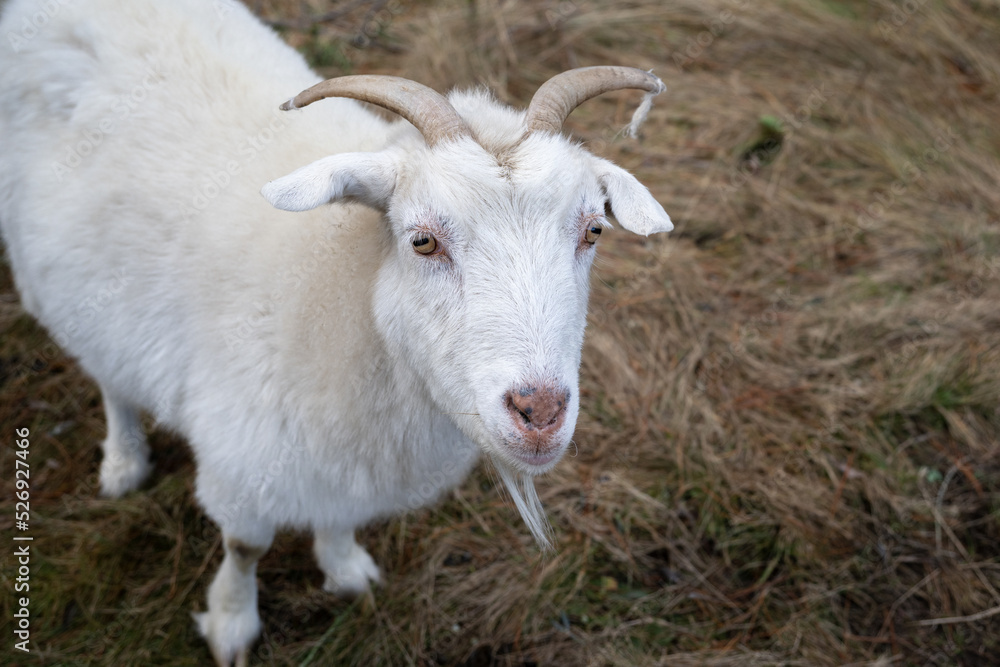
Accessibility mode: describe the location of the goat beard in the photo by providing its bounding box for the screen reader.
[492,457,553,550]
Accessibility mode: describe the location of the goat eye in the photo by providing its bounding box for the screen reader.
[584,225,602,244]
[412,234,437,255]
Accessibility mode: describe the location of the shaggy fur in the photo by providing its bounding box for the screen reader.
[0,0,672,663]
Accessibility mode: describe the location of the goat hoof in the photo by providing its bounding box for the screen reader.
[98,449,152,497]
[193,608,260,667]
[322,543,382,597]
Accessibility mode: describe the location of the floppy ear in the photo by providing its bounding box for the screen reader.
[261,152,397,212]
[593,158,673,236]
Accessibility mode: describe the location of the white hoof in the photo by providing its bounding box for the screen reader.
[193,608,259,667]
[99,448,151,497]
[322,542,382,596]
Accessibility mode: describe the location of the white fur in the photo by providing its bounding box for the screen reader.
[0,0,673,663]
[97,389,152,497]
[314,528,383,595]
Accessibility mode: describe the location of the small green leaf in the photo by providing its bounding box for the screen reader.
[759,114,784,135]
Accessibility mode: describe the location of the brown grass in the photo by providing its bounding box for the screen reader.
[2,0,999,664]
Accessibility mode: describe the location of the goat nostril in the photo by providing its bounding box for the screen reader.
[506,385,568,432]
[507,395,532,425]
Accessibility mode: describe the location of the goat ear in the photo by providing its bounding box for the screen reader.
[594,159,673,236]
[261,152,396,212]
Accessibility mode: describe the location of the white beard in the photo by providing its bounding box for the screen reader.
[492,455,553,549]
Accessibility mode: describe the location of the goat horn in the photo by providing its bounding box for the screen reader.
[525,66,665,137]
[279,75,470,147]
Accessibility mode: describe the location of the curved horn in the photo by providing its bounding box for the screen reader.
[525,66,665,137]
[279,75,470,147]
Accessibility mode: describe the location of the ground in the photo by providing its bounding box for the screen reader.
[1,0,999,665]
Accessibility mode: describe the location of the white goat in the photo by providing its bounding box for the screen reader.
[0,0,672,663]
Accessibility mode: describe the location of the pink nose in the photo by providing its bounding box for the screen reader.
[505,384,569,435]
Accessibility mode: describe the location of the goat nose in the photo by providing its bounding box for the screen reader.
[506,385,569,433]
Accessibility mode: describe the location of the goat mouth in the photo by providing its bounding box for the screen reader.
[508,449,559,469]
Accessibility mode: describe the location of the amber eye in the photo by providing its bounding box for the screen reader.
[584,225,602,244]
[412,234,437,255]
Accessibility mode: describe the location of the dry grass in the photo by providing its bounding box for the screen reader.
[2,0,999,664]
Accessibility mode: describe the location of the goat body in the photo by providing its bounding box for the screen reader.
[0,0,672,663]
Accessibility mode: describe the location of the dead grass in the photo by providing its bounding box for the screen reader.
[2,0,999,664]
